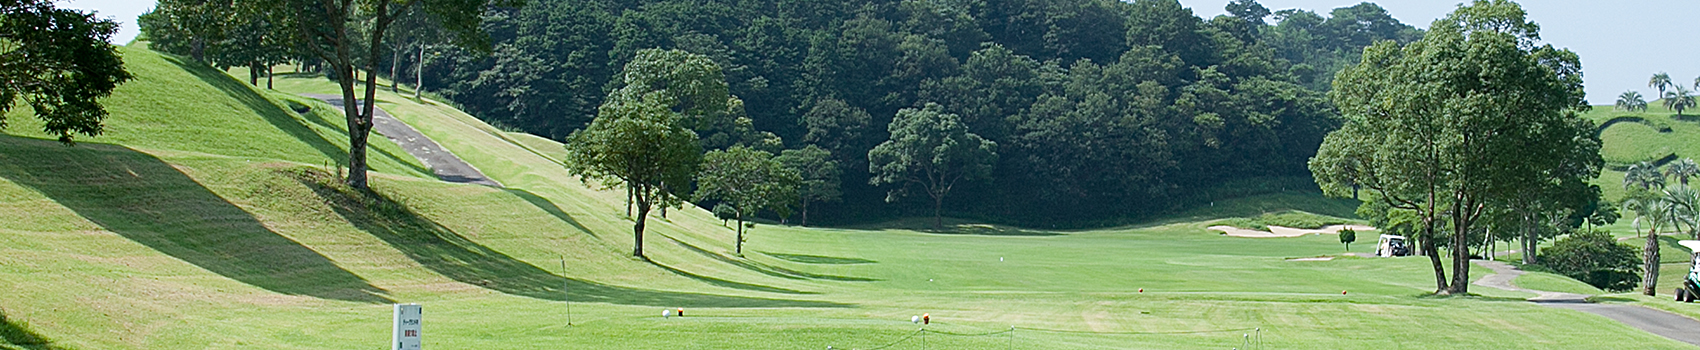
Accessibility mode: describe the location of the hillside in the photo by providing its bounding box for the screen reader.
[1585,103,1700,202]
[2,44,1697,349]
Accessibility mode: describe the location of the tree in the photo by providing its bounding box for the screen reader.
[603,49,759,150]
[869,103,998,229]
[694,146,801,255]
[1625,161,1666,190]
[776,145,842,226]
[1651,72,1673,98]
[1311,0,1594,295]
[713,203,736,226]
[0,0,132,144]
[1542,230,1641,292]
[138,0,233,63]
[1588,199,1621,231]
[1623,193,1676,296]
[1669,159,1700,186]
[800,98,872,166]
[1616,91,1648,112]
[1665,86,1696,116]
[272,0,520,190]
[1339,228,1356,251]
[564,99,701,259]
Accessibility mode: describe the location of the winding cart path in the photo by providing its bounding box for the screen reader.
[303,94,501,187]
[1473,260,1700,346]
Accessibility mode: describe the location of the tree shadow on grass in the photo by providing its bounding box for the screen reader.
[663,234,880,282]
[290,168,848,308]
[162,55,346,166]
[504,189,597,239]
[164,57,430,178]
[0,311,67,350]
[0,137,391,304]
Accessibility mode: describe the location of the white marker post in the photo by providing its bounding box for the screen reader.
[392,303,422,350]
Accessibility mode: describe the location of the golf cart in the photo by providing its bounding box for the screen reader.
[1375,234,1411,257]
[1676,241,1700,302]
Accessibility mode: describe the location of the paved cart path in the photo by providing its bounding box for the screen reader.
[303,94,501,187]
[1474,260,1700,346]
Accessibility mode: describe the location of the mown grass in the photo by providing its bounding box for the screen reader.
[1213,210,1362,230]
[3,45,1699,349]
[1514,271,1609,295]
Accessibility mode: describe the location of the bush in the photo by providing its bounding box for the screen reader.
[1542,230,1642,292]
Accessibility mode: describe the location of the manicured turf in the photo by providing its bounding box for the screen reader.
[3,45,1699,349]
[1514,271,1608,295]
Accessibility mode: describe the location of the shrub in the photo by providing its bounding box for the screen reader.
[1541,230,1642,292]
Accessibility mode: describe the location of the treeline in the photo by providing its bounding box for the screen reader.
[434,0,1424,225]
[143,0,1425,226]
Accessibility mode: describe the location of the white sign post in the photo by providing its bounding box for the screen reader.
[392,303,422,350]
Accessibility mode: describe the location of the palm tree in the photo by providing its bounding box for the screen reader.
[1669,158,1700,186]
[1625,161,1667,190]
[1618,91,1649,112]
[1625,196,1674,296]
[1666,86,1697,116]
[1668,185,1700,240]
[1652,72,1674,97]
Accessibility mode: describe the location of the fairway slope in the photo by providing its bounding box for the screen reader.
[3,44,1699,349]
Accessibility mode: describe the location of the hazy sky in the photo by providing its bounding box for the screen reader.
[54,0,1700,105]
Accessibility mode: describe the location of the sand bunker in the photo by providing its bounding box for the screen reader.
[1208,224,1375,238]
[1286,257,1335,262]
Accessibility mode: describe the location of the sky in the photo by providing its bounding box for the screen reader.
[54,0,1700,105]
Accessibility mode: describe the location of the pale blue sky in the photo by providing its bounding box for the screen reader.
[56,0,1699,105]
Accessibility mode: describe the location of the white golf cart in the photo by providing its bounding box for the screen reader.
[1676,241,1700,302]
[1375,234,1411,257]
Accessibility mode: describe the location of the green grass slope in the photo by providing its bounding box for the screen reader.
[3,45,1698,349]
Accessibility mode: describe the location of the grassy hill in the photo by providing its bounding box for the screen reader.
[1584,103,1700,202]
[1,44,1697,349]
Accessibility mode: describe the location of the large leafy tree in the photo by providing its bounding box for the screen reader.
[1311,0,1593,295]
[0,0,132,144]
[869,103,998,229]
[776,145,841,227]
[271,0,520,190]
[1616,91,1648,112]
[138,0,232,63]
[695,146,801,255]
[564,99,700,259]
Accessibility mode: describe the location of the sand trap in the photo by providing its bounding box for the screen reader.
[1286,257,1335,262]
[1208,224,1375,238]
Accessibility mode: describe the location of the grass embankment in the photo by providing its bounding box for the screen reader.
[1,45,1697,349]
[1213,210,1362,230]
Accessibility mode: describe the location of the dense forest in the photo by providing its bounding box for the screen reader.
[402,0,1424,226]
[141,0,1423,225]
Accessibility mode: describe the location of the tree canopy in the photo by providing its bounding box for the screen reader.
[695,146,801,255]
[869,103,998,229]
[1311,0,1597,295]
[405,0,1424,226]
[564,97,701,259]
[0,0,132,144]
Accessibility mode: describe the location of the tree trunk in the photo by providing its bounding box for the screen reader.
[735,214,745,256]
[249,62,260,86]
[1423,216,1449,294]
[799,200,810,227]
[190,37,206,62]
[390,45,402,93]
[933,196,944,230]
[415,44,426,100]
[1448,199,1470,295]
[634,197,651,259]
[1644,221,1662,296]
[266,65,274,90]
